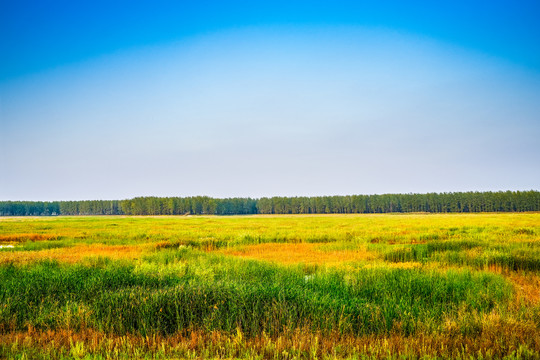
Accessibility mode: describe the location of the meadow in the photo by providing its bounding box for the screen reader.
[0,213,539,359]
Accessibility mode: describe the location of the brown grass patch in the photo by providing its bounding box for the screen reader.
[508,273,540,305]
[222,243,375,266]
[0,244,145,264]
[0,233,58,243]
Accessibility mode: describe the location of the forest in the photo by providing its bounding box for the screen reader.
[0,190,539,216]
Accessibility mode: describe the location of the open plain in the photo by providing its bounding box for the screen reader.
[1,213,539,359]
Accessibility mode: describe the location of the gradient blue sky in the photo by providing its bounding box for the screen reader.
[1,1,539,200]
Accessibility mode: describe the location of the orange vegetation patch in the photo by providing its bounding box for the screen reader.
[0,244,144,264]
[508,273,540,305]
[222,243,375,266]
[0,233,58,243]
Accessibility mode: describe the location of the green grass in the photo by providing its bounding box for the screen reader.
[380,240,540,271]
[0,249,512,337]
[0,213,539,359]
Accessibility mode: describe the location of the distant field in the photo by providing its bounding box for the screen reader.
[1,214,539,359]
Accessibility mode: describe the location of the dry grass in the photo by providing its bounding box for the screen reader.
[0,233,58,243]
[0,244,145,264]
[508,273,540,305]
[222,242,376,266]
[2,324,539,359]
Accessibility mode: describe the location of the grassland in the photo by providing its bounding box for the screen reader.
[0,214,539,359]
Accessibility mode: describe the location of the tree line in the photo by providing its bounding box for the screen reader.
[0,191,538,216]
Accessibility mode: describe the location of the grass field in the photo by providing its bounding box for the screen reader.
[1,214,539,359]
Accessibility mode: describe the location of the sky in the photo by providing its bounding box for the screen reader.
[1,1,539,201]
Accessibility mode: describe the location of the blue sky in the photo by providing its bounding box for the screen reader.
[1,1,539,200]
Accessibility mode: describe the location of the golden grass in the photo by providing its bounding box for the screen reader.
[1,213,539,247]
[0,233,58,243]
[222,242,376,266]
[0,244,145,264]
[2,324,539,359]
[508,273,540,305]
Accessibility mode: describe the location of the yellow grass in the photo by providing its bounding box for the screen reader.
[2,325,538,359]
[222,242,376,266]
[0,244,145,264]
[0,233,58,243]
[1,213,539,246]
[508,273,540,305]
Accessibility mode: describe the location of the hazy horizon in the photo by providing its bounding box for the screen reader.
[2,189,540,203]
[2,2,539,201]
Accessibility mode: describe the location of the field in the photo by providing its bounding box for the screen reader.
[1,214,539,359]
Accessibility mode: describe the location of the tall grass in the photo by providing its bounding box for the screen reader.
[0,251,512,338]
[1,214,539,359]
[382,241,540,271]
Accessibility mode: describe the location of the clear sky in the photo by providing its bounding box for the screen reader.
[1,1,539,201]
